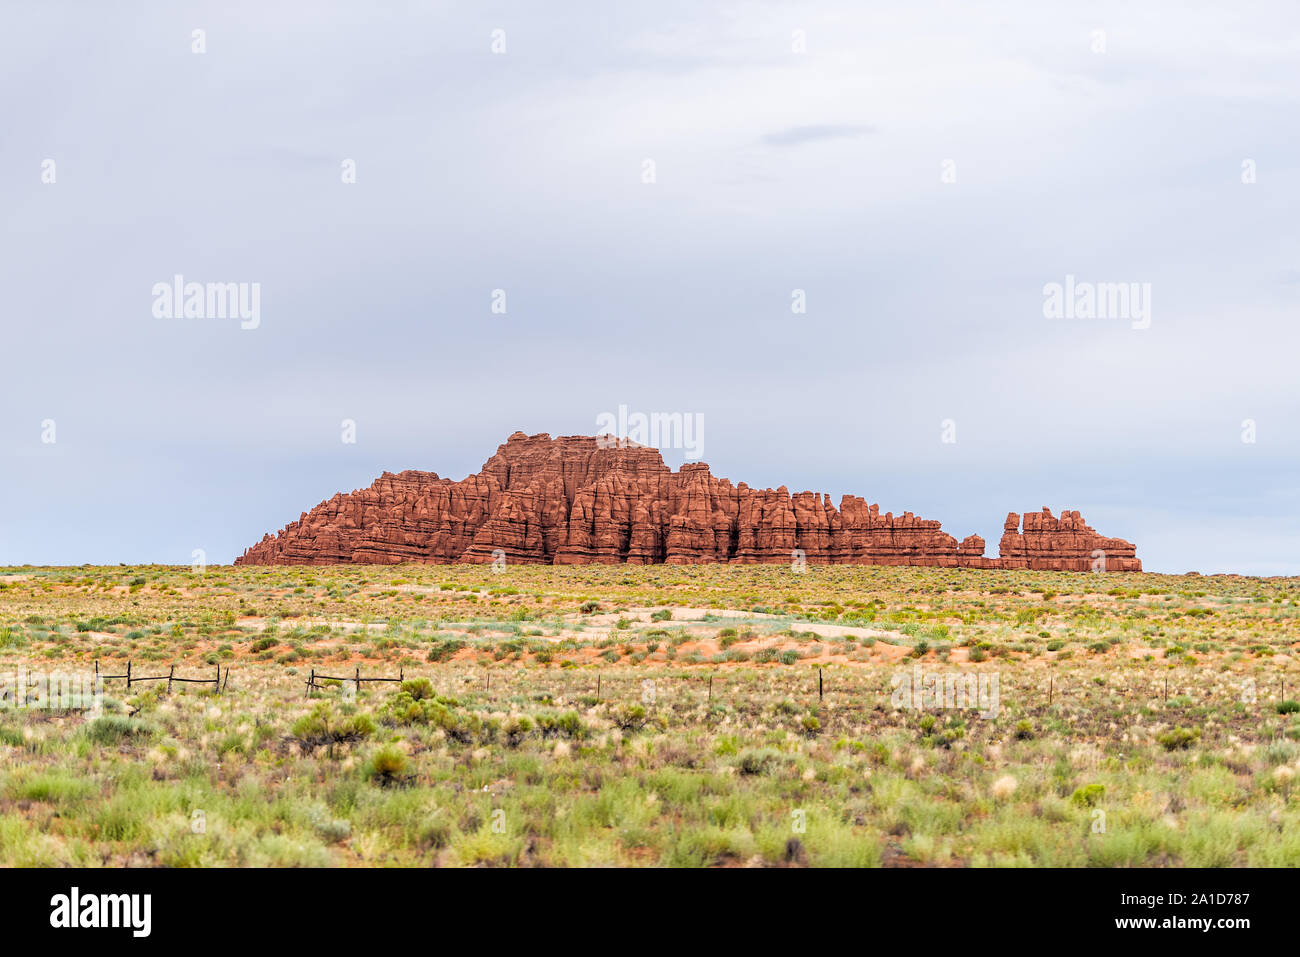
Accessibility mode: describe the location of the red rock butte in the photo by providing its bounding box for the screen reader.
[235,432,1141,571]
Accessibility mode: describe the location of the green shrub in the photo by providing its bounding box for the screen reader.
[536,711,586,739]
[1070,783,1106,808]
[738,748,778,775]
[419,818,452,849]
[365,745,410,784]
[313,816,352,844]
[614,704,648,731]
[401,677,435,700]
[427,639,465,663]
[291,704,376,749]
[1157,727,1200,751]
[504,715,534,746]
[383,691,483,744]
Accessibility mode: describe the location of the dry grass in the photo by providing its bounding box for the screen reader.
[0,563,1296,866]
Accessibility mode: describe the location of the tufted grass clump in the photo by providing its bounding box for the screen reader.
[364,744,410,785]
[86,715,155,745]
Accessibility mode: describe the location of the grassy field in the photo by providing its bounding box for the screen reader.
[0,562,1298,867]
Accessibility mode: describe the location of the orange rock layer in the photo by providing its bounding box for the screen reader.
[235,432,1141,571]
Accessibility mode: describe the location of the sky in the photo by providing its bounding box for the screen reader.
[2,1,1298,574]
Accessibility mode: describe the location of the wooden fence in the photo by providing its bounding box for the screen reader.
[306,666,404,697]
[94,659,227,694]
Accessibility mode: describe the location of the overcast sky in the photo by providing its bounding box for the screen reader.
[2,1,1297,574]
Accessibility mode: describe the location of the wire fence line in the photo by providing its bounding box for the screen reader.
[41,660,1299,722]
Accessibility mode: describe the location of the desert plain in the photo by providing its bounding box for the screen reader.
[0,563,1297,867]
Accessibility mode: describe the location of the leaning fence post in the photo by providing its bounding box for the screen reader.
[167,664,174,694]
[307,668,314,698]
[126,661,132,689]
[222,667,229,694]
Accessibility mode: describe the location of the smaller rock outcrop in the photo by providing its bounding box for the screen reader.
[998,508,1141,572]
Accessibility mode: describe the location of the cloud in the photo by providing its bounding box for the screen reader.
[1,0,1298,572]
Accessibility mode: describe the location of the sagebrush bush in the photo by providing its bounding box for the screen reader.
[291,704,375,749]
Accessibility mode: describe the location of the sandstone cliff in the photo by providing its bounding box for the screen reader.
[234,432,1141,570]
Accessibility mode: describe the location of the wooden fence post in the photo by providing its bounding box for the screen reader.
[126,661,132,689]
[708,675,713,705]
[818,667,823,703]
[167,664,174,694]
[307,668,314,698]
